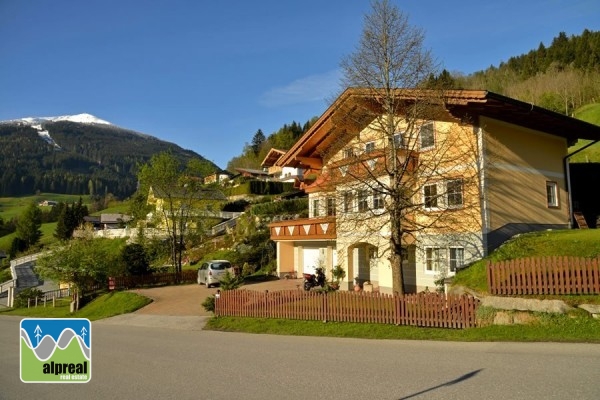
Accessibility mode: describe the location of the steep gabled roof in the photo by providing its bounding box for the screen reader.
[235,167,269,177]
[276,88,600,168]
[261,148,287,168]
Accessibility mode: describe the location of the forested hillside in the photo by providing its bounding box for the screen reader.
[0,121,217,198]
[449,29,600,116]
[226,119,317,172]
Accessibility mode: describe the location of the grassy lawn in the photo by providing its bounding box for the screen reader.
[0,193,85,221]
[570,103,600,162]
[205,313,600,343]
[0,291,151,320]
[0,221,59,253]
[452,229,600,294]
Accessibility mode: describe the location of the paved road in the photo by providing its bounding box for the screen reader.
[2,315,600,400]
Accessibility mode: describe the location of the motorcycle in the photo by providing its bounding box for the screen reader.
[303,267,326,291]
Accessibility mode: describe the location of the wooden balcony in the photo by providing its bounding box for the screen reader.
[269,216,336,241]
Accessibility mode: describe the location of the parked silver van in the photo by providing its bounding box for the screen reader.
[197,260,232,288]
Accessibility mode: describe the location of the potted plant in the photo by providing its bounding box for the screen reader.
[330,265,346,290]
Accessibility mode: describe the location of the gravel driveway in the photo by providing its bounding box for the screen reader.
[97,277,305,329]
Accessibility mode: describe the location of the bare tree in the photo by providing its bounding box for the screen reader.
[319,1,483,294]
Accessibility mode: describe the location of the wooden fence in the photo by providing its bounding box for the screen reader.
[109,270,197,290]
[215,290,479,329]
[487,257,600,295]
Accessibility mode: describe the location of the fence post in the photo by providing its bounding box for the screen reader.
[322,292,328,322]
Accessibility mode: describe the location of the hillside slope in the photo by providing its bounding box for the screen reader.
[0,119,218,198]
[569,103,600,162]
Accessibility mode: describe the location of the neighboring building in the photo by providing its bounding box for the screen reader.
[234,167,270,180]
[204,171,234,185]
[83,214,132,230]
[38,200,58,207]
[261,148,304,183]
[269,88,600,294]
[146,186,227,230]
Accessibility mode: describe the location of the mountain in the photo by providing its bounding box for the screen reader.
[0,114,218,198]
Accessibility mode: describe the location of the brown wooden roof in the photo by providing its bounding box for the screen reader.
[261,148,286,167]
[276,88,600,168]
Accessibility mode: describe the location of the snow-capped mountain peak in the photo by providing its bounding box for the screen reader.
[18,113,112,125]
[51,113,112,125]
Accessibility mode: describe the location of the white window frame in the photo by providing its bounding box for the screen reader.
[419,122,435,150]
[425,247,441,273]
[311,198,320,217]
[357,190,369,212]
[546,181,559,208]
[446,179,464,208]
[372,190,384,210]
[423,183,439,210]
[343,191,354,213]
[423,180,463,210]
[449,247,464,272]
[326,197,336,216]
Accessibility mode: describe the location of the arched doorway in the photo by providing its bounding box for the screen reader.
[347,242,378,288]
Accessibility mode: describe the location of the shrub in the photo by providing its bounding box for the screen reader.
[14,288,44,308]
[201,296,215,312]
[219,270,244,291]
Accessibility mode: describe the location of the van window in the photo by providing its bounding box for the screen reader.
[211,262,231,270]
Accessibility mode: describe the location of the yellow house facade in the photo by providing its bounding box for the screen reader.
[146,186,227,231]
[269,88,600,294]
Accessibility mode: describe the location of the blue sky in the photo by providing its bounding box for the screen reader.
[1,0,598,169]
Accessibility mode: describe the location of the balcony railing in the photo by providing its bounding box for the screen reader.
[269,216,336,241]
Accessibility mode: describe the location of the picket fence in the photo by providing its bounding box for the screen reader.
[215,289,479,329]
[487,256,600,295]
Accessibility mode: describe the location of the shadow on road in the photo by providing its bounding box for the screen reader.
[398,369,484,400]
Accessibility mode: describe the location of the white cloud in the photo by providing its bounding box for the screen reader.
[259,69,342,107]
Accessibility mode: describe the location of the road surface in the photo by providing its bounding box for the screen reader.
[2,314,599,400]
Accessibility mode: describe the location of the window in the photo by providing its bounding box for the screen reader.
[343,191,354,213]
[311,199,320,217]
[365,141,375,153]
[446,179,463,208]
[424,184,438,209]
[425,247,441,272]
[357,190,369,212]
[393,132,404,148]
[326,197,336,216]
[343,148,355,159]
[420,122,435,149]
[424,180,463,210]
[546,181,558,207]
[372,191,384,210]
[449,248,464,272]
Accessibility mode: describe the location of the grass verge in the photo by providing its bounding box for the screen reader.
[205,314,600,343]
[452,229,600,294]
[0,291,151,321]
